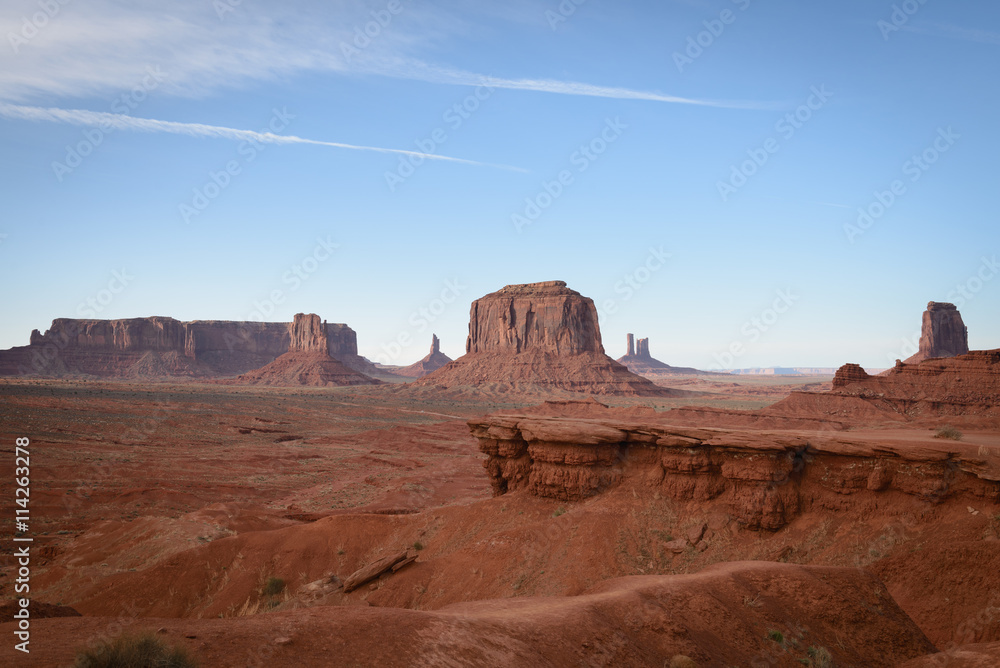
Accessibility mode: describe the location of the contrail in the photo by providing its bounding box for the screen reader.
[375,60,783,110]
[459,76,779,109]
[0,101,527,171]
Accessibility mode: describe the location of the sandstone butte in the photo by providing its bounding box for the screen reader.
[412,281,674,396]
[0,314,382,381]
[393,334,454,379]
[903,301,969,364]
[615,332,705,375]
[231,313,378,387]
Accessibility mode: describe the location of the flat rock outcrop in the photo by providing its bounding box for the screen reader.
[395,334,454,378]
[904,301,969,364]
[616,333,705,375]
[470,410,1000,530]
[0,315,371,380]
[415,282,674,396]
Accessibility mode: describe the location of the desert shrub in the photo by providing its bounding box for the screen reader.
[934,425,963,440]
[552,506,566,517]
[74,630,196,668]
[413,541,424,551]
[807,646,833,668]
[262,576,285,596]
[767,629,784,644]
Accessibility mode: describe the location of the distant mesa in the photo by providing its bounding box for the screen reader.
[616,333,705,375]
[0,313,388,382]
[394,334,454,379]
[903,301,969,365]
[413,281,675,396]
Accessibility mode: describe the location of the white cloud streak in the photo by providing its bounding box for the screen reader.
[0,1,778,110]
[0,101,527,171]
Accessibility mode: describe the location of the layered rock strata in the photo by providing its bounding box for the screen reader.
[779,350,1000,425]
[415,282,673,396]
[0,315,368,379]
[470,412,1000,530]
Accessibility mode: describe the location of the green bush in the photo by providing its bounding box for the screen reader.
[262,576,285,596]
[767,629,784,644]
[74,630,196,668]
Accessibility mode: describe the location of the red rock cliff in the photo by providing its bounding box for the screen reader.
[771,350,1000,427]
[470,412,1000,531]
[1,316,364,378]
[904,301,969,364]
[466,281,604,355]
[416,282,673,396]
[289,313,328,353]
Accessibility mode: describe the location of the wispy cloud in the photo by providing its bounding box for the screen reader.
[378,60,781,109]
[0,101,526,170]
[0,0,777,109]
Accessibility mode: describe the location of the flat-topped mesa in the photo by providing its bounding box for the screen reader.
[904,302,969,364]
[415,282,673,396]
[289,313,329,353]
[38,317,191,353]
[466,280,604,356]
[1,316,367,379]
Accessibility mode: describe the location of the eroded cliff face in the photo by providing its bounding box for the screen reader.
[28,317,183,352]
[0,315,363,378]
[905,302,969,364]
[466,281,604,356]
[470,414,1000,531]
[417,282,672,396]
[289,313,328,353]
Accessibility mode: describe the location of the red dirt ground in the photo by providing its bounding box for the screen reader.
[1,376,998,666]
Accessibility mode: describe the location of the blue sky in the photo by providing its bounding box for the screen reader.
[1,0,997,370]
